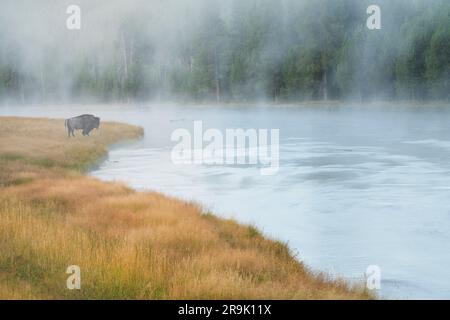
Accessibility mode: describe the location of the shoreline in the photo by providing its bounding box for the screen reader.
[0,116,371,299]
[1,100,450,111]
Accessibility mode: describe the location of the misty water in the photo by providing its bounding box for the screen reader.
[2,103,450,299]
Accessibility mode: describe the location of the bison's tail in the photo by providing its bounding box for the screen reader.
[64,119,67,128]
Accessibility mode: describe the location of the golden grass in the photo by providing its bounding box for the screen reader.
[0,116,371,299]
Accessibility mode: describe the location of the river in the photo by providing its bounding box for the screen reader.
[2,103,450,299]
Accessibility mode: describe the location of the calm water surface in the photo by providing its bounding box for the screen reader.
[2,103,450,299]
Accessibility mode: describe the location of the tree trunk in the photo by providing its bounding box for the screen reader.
[121,31,130,103]
[273,74,279,102]
[121,32,129,82]
[214,46,220,101]
[20,78,25,104]
[323,69,328,101]
[40,68,46,102]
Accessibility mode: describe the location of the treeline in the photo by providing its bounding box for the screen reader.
[0,0,449,103]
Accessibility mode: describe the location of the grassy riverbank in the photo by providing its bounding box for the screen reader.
[0,116,370,299]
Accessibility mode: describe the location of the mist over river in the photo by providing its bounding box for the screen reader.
[2,103,450,299]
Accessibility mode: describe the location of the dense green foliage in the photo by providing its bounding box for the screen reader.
[0,0,449,103]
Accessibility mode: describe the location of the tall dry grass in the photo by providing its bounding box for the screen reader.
[0,116,371,299]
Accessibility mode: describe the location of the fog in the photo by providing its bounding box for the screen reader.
[0,0,449,103]
[1,1,450,299]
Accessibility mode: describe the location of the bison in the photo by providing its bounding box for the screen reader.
[65,114,100,137]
